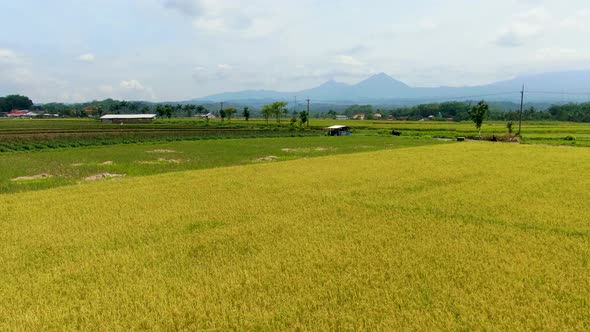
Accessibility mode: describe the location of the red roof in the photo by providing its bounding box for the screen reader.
[7,110,28,115]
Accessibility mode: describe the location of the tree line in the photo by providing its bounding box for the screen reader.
[0,95,34,113]
[3,94,590,123]
[318,101,590,123]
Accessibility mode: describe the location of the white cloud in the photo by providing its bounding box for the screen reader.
[164,0,306,38]
[495,7,551,47]
[98,84,114,95]
[417,18,438,30]
[0,49,16,59]
[120,79,146,90]
[336,57,363,68]
[0,49,21,66]
[165,0,256,34]
[119,79,156,100]
[560,9,590,31]
[534,48,590,62]
[79,53,96,62]
[6,0,590,102]
[164,0,202,17]
[334,55,365,66]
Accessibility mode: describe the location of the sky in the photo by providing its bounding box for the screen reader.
[1,0,590,103]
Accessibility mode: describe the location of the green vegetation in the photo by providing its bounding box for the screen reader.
[4,92,590,124]
[468,100,489,137]
[0,118,325,152]
[334,101,590,123]
[243,107,250,121]
[0,95,33,112]
[0,136,444,194]
[261,101,289,124]
[0,143,588,330]
[3,118,590,153]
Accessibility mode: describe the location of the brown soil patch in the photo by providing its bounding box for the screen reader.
[11,173,53,181]
[256,156,279,162]
[158,158,182,164]
[147,149,177,153]
[71,163,83,167]
[101,161,114,165]
[84,173,126,181]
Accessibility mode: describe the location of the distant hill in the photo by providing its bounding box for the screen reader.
[194,70,590,105]
[488,70,590,92]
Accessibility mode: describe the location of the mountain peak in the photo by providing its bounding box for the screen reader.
[355,72,409,90]
[195,69,590,103]
[373,72,393,79]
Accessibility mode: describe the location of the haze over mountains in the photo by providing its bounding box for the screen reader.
[194,70,590,105]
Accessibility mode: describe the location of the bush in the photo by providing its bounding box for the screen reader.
[564,136,576,141]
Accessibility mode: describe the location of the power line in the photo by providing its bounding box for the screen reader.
[526,91,590,96]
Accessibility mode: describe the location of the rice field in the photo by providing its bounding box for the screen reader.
[0,136,443,194]
[2,118,590,152]
[1,142,588,330]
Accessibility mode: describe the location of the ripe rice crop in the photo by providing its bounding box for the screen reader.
[0,142,588,330]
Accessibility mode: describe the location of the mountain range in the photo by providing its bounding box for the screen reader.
[194,70,590,105]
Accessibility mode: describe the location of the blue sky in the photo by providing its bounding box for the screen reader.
[1,0,590,102]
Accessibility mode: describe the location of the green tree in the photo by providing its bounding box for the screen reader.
[261,105,273,124]
[195,105,206,115]
[225,107,237,122]
[299,111,308,128]
[243,107,250,121]
[261,101,288,123]
[183,104,195,118]
[128,102,139,113]
[219,109,226,122]
[0,95,34,112]
[156,105,166,118]
[507,121,514,134]
[156,105,173,119]
[95,105,104,117]
[468,100,489,138]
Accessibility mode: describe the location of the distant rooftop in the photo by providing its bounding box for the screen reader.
[100,114,157,119]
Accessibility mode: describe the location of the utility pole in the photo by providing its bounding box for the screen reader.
[306,97,311,129]
[518,85,524,136]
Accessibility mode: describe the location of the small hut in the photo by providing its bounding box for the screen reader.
[325,125,351,136]
[100,114,157,123]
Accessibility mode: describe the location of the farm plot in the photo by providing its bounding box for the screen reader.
[0,136,444,194]
[0,142,588,330]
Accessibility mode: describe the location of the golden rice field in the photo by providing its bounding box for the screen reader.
[1,142,589,330]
